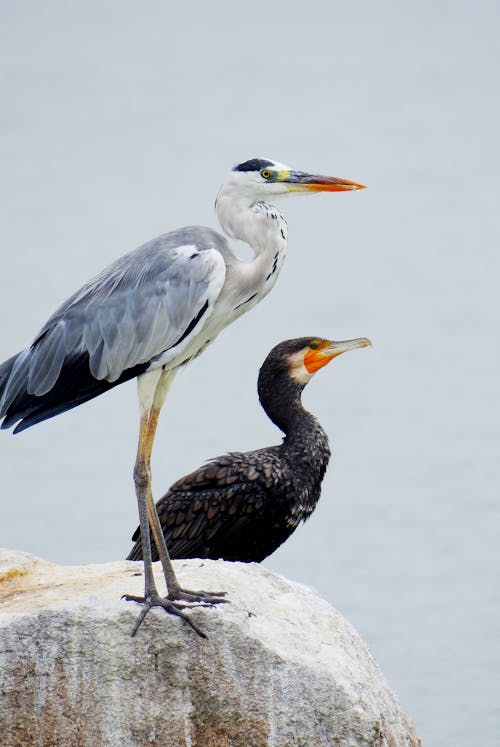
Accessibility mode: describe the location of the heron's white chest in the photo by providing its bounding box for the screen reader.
[147,202,288,373]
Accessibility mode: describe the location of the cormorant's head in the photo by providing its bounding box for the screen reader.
[226,157,366,200]
[260,336,372,390]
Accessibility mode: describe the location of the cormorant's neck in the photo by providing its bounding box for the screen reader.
[258,368,331,487]
[258,374,312,437]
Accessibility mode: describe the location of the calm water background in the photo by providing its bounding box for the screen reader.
[1,2,499,744]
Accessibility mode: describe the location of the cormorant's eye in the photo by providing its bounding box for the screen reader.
[309,342,318,350]
[261,169,271,179]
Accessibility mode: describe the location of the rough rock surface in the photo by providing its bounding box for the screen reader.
[0,549,421,747]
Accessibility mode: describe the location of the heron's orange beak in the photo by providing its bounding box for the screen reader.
[284,171,366,192]
[304,338,371,374]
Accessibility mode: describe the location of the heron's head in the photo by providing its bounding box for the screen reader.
[228,158,366,200]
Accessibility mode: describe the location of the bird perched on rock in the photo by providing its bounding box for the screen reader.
[0,159,365,636]
[128,336,370,563]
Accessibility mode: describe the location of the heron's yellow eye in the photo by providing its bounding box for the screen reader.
[261,169,271,179]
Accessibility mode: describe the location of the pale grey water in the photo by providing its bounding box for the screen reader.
[1,2,499,744]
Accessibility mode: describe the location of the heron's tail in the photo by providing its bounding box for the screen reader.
[0,346,148,434]
[0,350,31,420]
[0,352,24,415]
[0,354,17,391]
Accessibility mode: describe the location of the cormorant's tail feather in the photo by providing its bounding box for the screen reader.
[126,538,144,561]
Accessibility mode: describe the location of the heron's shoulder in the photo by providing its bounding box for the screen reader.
[133,226,229,258]
[95,226,228,285]
[53,228,224,307]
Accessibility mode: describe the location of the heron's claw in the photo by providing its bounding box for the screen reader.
[123,592,209,638]
[168,587,228,605]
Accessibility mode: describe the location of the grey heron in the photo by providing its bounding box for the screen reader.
[0,157,365,636]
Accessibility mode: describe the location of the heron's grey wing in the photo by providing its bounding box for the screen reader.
[79,245,226,382]
[0,234,226,412]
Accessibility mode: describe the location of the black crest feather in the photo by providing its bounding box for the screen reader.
[233,158,274,173]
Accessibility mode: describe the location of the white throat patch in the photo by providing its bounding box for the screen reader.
[288,349,313,386]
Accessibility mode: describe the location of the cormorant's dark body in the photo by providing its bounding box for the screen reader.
[127,338,331,563]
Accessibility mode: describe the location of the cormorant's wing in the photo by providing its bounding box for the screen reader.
[127,449,285,562]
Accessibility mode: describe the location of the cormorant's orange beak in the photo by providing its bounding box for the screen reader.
[283,171,366,192]
[304,338,371,374]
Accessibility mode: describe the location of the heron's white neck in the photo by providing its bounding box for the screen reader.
[215,186,288,259]
[213,181,289,318]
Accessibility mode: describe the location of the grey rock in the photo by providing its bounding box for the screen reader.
[0,549,421,747]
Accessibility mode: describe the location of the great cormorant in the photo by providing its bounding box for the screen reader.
[127,336,370,563]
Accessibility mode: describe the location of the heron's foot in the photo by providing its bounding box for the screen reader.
[122,592,209,638]
[167,587,228,605]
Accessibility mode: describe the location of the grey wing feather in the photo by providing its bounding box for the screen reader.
[0,350,31,410]
[0,228,227,411]
[71,238,226,382]
[27,322,67,394]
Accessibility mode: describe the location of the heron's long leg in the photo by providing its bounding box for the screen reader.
[124,410,211,637]
[139,404,179,591]
[141,397,226,603]
[124,370,226,637]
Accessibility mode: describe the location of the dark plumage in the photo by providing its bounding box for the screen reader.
[0,351,148,432]
[127,335,370,563]
[233,158,275,173]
